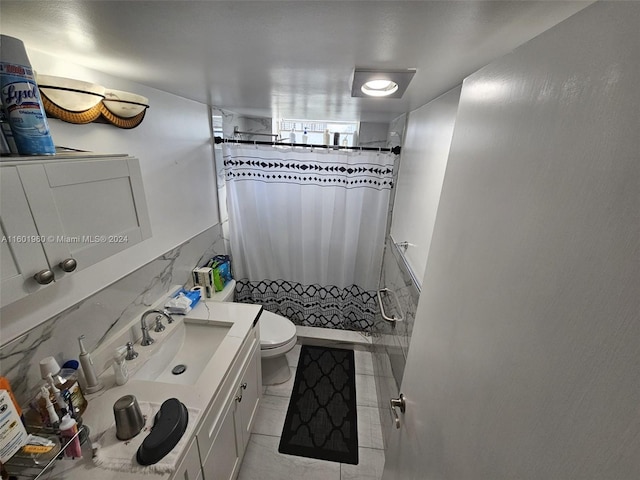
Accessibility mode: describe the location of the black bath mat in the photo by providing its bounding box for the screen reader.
[278,345,358,464]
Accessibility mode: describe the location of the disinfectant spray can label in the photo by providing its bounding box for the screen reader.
[0,62,55,155]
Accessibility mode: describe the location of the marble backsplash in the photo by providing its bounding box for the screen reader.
[0,224,226,406]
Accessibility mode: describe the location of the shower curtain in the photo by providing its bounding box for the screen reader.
[223,143,394,330]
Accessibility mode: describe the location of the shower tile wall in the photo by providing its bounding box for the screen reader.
[372,112,417,449]
[372,242,420,448]
[359,122,390,148]
[0,225,226,406]
[387,114,407,149]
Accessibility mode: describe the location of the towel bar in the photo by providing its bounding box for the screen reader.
[377,288,404,323]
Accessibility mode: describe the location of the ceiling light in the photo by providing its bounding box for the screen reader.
[351,68,416,99]
[361,80,399,97]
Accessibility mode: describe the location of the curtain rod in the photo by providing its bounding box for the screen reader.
[214,136,401,155]
[233,126,279,138]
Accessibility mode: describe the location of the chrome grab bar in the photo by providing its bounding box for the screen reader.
[377,288,404,323]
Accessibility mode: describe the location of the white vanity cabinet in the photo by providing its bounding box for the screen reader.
[173,437,203,480]
[0,154,151,307]
[193,322,261,480]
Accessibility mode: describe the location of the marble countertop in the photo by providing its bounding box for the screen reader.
[44,297,262,480]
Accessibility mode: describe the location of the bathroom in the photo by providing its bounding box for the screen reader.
[1,1,639,479]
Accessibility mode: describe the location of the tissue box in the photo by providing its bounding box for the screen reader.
[192,267,213,298]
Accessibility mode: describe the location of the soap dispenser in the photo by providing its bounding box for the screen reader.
[112,346,129,386]
[78,335,103,393]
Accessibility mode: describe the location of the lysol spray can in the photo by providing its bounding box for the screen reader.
[0,35,55,155]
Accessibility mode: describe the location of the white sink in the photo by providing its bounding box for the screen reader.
[132,319,231,385]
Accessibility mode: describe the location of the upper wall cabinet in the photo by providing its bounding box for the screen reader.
[0,154,151,307]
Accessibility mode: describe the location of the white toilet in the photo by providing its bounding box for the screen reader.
[211,279,298,385]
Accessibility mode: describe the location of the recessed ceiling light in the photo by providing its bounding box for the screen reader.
[361,80,399,97]
[351,68,416,99]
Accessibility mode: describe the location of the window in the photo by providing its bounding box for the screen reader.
[278,119,359,146]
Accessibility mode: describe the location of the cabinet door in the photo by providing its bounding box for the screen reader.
[0,167,54,305]
[234,342,261,451]
[172,437,202,480]
[17,156,151,274]
[200,396,240,480]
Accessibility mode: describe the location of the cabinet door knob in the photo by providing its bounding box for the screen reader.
[34,269,55,285]
[240,382,247,390]
[59,258,78,272]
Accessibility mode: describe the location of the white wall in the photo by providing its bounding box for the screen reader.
[385,2,640,478]
[0,49,219,344]
[390,86,461,286]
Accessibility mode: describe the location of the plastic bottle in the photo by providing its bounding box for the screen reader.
[302,127,308,144]
[0,377,22,418]
[58,414,82,459]
[42,386,59,427]
[290,127,296,144]
[46,373,66,412]
[0,390,28,463]
[112,347,129,386]
[0,35,55,155]
[39,357,87,416]
[323,129,330,146]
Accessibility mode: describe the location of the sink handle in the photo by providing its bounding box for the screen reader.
[125,342,139,360]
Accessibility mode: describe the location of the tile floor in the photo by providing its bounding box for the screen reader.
[237,343,385,480]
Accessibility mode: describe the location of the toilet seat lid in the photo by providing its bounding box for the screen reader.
[259,311,297,348]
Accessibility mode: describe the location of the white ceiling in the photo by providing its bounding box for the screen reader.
[1,1,592,122]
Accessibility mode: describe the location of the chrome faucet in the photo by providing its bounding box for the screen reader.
[140,309,173,346]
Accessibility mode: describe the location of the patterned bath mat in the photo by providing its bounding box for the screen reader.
[278,345,358,464]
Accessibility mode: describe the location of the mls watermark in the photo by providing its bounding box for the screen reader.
[1,235,129,244]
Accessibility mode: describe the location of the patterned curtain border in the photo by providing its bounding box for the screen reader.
[235,278,377,331]
[223,150,394,190]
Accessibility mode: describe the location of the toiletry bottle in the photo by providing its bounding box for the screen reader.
[112,347,129,386]
[0,390,28,463]
[0,377,22,420]
[39,357,88,416]
[58,414,82,459]
[46,373,67,414]
[323,129,330,146]
[42,387,59,428]
[302,127,308,144]
[78,335,103,393]
[290,127,296,144]
[333,132,340,149]
[342,137,348,147]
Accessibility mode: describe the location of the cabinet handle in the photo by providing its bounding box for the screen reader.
[59,258,78,272]
[235,382,247,403]
[34,269,55,285]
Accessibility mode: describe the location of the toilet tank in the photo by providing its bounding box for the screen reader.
[209,279,236,302]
